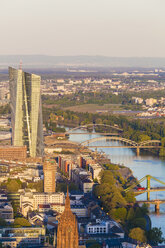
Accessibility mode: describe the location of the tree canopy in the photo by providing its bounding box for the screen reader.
[129,227,147,243]
[14,217,31,227]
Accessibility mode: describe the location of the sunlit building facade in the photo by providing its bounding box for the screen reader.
[43,159,57,193]
[9,67,43,157]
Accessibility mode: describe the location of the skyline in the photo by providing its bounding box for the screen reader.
[1,0,165,57]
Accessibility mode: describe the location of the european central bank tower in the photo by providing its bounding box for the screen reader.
[9,67,44,157]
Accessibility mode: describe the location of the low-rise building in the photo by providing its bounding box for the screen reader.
[20,190,65,216]
[0,193,14,223]
[0,146,27,161]
[71,168,94,193]
[88,163,102,181]
[132,97,143,104]
[0,238,17,248]
[0,202,14,223]
[0,227,45,247]
[71,204,88,217]
[145,98,157,106]
[86,220,109,234]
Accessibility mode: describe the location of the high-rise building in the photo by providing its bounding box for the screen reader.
[43,159,56,193]
[57,188,79,248]
[9,67,43,157]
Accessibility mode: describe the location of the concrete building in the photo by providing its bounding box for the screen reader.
[43,159,56,193]
[71,204,88,217]
[0,194,14,223]
[9,67,44,157]
[86,220,109,234]
[71,168,94,193]
[0,227,45,247]
[38,203,65,213]
[20,191,65,216]
[145,98,157,106]
[0,146,27,161]
[88,163,102,181]
[58,155,78,178]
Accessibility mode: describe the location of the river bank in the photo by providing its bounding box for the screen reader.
[66,127,165,239]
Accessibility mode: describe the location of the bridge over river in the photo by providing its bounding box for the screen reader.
[125,175,165,213]
[57,124,162,156]
[81,137,162,156]
[137,199,165,213]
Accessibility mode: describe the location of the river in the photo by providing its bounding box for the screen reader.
[67,128,165,236]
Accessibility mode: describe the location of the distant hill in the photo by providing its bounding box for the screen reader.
[0,55,165,68]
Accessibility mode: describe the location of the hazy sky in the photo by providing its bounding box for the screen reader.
[1,0,165,57]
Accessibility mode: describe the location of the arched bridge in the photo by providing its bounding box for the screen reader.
[66,123,123,135]
[81,137,161,155]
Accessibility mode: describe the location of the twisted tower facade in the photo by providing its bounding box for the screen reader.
[9,67,43,157]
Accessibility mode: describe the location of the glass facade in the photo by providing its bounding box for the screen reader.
[9,67,44,157]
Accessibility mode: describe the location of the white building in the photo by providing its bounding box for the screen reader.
[145,98,157,106]
[132,97,143,104]
[71,204,88,217]
[20,191,65,216]
[86,220,109,234]
[88,164,102,181]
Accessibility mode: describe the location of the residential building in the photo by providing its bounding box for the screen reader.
[71,204,88,217]
[145,98,157,106]
[0,202,14,223]
[20,190,65,216]
[0,227,45,247]
[71,168,94,193]
[132,97,143,104]
[0,193,14,223]
[43,159,56,193]
[88,163,102,181]
[0,146,27,161]
[86,220,109,234]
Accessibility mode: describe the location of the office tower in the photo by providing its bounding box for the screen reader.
[9,67,43,157]
[57,188,79,248]
[43,159,56,193]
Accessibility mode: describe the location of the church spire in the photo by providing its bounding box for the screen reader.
[65,186,71,211]
[57,186,79,248]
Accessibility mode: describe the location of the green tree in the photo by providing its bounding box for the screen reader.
[141,203,149,215]
[127,208,135,221]
[161,137,165,147]
[134,207,142,218]
[129,227,147,243]
[6,180,22,192]
[14,217,31,227]
[139,134,151,142]
[159,148,165,157]
[125,192,136,203]
[28,180,43,192]
[131,218,147,230]
[0,217,7,227]
[147,227,165,245]
[112,207,127,222]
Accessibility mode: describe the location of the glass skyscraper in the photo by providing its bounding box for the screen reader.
[9,67,44,157]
